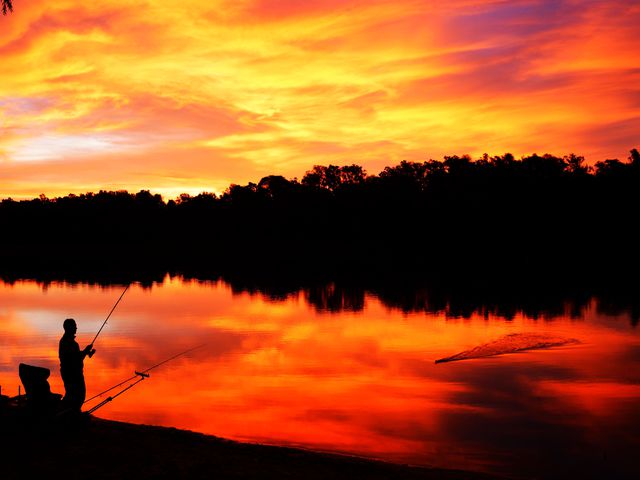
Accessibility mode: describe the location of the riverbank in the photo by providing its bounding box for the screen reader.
[1,411,500,480]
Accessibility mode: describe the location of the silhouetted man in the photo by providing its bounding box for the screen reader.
[59,318,95,414]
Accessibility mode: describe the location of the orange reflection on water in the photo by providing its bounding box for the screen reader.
[1,278,639,478]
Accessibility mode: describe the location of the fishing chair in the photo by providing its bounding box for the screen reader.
[18,363,63,415]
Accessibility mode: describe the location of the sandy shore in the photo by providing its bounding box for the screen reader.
[1,407,501,480]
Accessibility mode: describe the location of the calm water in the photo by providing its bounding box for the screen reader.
[1,277,639,479]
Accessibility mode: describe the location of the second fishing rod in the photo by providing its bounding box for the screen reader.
[83,344,204,405]
[82,344,205,414]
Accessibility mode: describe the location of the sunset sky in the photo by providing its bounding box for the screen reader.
[1,0,638,199]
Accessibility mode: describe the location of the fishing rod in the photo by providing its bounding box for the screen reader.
[83,344,205,410]
[88,284,130,354]
[85,373,148,415]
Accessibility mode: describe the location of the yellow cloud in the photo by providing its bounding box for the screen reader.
[1,0,639,198]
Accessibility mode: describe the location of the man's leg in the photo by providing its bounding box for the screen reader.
[61,371,72,406]
[61,372,83,413]
[78,375,86,408]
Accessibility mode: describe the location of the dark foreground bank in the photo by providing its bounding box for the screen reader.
[1,410,500,480]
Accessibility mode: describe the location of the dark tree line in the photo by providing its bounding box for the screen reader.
[1,149,639,285]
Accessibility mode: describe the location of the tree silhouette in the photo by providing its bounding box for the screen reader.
[257,175,295,199]
[301,165,343,191]
[2,0,12,16]
[301,164,366,191]
[563,154,589,174]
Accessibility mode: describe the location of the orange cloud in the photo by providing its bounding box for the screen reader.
[1,0,639,198]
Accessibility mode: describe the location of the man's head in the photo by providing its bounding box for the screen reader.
[63,318,77,334]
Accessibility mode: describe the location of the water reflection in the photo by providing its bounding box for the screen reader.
[1,277,639,479]
[2,271,639,326]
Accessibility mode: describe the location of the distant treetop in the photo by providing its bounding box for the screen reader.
[2,0,13,16]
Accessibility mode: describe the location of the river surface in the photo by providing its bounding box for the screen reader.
[1,277,639,479]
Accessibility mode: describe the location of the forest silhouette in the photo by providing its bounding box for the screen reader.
[1,150,639,288]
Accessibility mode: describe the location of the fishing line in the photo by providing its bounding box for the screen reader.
[90,283,130,347]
